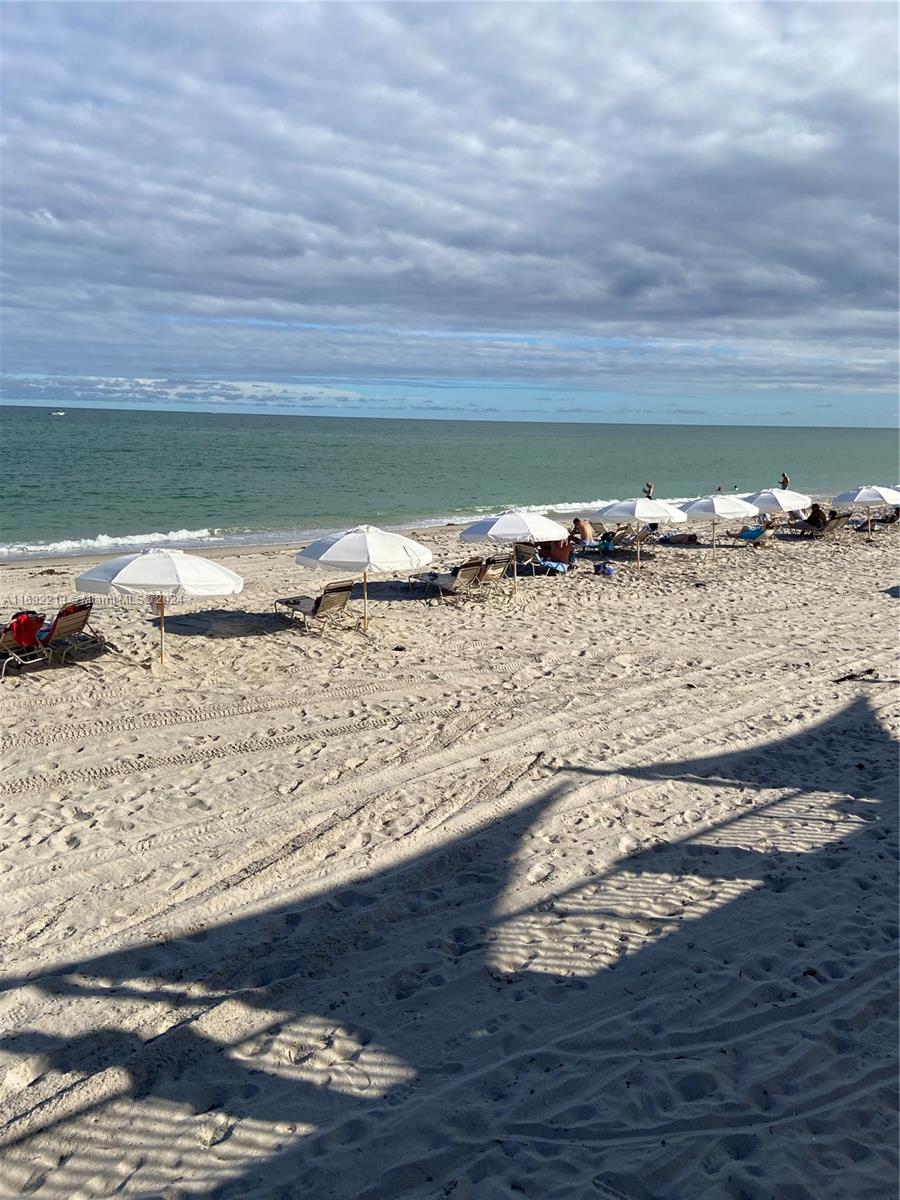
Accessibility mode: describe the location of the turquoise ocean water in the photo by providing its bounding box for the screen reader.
[1,405,897,557]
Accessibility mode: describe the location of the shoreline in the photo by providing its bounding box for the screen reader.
[0,524,468,572]
[0,492,852,570]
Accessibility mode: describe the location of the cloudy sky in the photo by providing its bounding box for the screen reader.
[1,2,897,424]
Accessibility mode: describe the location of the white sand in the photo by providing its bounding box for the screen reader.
[0,524,897,1199]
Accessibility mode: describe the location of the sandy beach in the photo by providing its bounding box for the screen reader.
[0,522,897,1199]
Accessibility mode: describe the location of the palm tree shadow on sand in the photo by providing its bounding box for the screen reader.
[0,698,896,1199]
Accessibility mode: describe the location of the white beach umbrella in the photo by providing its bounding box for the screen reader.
[459,510,570,545]
[460,510,570,590]
[591,498,687,566]
[76,548,244,661]
[831,485,900,536]
[679,495,760,557]
[295,524,432,629]
[651,500,693,523]
[745,487,813,513]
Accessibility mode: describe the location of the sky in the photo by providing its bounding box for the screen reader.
[1,1,898,426]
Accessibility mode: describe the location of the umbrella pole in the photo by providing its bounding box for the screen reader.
[159,596,166,663]
[867,506,873,539]
[363,571,369,631]
[712,520,717,560]
[636,525,642,569]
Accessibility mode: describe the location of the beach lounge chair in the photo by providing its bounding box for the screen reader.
[0,614,49,679]
[274,580,357,632]
[579,526,634,555]
[513,543,557,575]
[474,553,514,598]
[514,543,541,574]
[37,601,106,663]
[813,515,850,540]
[515,543,569,576]
[411,560,483,603]
[725,526,773,547]
[620,526,658,550]
[783,515,848,541]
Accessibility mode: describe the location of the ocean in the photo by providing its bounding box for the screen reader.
[1,405,897,557]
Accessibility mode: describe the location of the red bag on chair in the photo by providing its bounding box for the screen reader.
[8,612,44,648]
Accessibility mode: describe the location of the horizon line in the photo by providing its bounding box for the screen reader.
[1,400,897,433]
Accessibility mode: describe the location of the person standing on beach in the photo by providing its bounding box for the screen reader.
[643,481,654,500]
[780,471,790,490]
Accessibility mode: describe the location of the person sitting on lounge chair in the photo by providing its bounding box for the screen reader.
[537,539,576,567]
[725,525,768,542]
[788,504,826,532]
[570,517,595,545]
[804,503,829,530]
[866,506,900,526]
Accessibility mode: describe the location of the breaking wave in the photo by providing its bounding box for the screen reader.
[0,528,224,559]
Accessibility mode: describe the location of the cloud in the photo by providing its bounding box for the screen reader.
[1,2,897,410]
[0,375,366,411]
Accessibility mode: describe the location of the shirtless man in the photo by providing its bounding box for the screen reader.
[571,517,595,543]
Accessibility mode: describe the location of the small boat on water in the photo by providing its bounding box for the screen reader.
[48,410,66,416]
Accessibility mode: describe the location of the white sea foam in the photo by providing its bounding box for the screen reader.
[0,528,223,558]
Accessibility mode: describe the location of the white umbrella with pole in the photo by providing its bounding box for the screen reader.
[459,510,570,591]
[76,548,244,662]
[831,485,900,538]
[296,525,432,630]
[591,497,687,567]
[679,495,759,558]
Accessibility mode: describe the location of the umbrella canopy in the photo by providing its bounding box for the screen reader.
[76,548,244,600]
[680,495,759,520]
[296,525,431,573]
[76,548,244,661]
[679,495,759,557]
[831,485,900,507]
[831,485,900,536]
[745,487,812,513]
[591,498,686,566]
[592,497,687,524]
[459,510,569,545]
[295,525,432,628]
[650,500,692,523]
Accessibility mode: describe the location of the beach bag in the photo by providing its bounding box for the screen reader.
[8,611,43,648]
[594,562,616,577]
